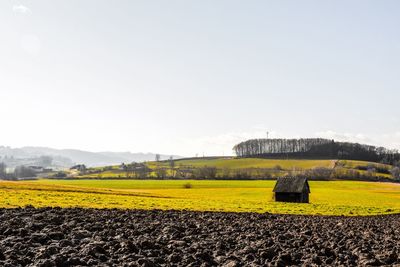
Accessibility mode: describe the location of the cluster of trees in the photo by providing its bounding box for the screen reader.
[115,163,220,180]
[293,166,399,182]
[234,138,332,156]
[233,138,400,165]
[121,163,152,178]
[144,162,399,181]
[153,166,219,179]
[192,167,389,181]
[0,163,38,180]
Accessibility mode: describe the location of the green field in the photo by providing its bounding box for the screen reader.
[1,179,399,216]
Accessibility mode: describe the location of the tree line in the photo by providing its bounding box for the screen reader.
[233,138,400,165]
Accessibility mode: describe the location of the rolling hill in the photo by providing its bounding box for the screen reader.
[0,146,181,167]
[74,157,396,181]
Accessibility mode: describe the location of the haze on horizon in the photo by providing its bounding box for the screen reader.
[1,0,400,157]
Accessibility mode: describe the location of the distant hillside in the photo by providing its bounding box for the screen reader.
[0,146,181,167]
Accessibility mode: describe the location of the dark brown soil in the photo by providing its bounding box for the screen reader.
[0,208,399,266]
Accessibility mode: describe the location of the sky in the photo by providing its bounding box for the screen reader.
[1,0,400,156]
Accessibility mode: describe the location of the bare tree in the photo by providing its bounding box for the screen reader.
[169,156,175,177]
[194,166,217,179]
[305,167,333,180]
[155,154,161,162]
[366,166,377,178]
[233,169,251,179]
[390,167,400,181]
[125,163,151,178]
[14,166,36,178]
[155,167,167,179]
[221,168,231,178]
[0,162,6,179]
[137,164,151,178]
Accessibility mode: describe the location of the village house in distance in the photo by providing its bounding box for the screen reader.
[273,177,310,203]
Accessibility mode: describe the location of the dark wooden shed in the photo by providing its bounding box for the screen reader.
[273,177,310,203]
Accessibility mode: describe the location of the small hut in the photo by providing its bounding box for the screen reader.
[273,177,310,203]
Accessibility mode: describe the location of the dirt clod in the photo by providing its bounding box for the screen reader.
[0,208,399,266]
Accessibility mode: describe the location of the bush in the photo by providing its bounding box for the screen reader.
[356,164,390,174]
[53,172,67,178]
[183,183,192,189]
[274,165,283,171]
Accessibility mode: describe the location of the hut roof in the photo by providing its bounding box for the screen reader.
[273,177,310,193]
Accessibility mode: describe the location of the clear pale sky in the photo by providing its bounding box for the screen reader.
[1,1,400,156]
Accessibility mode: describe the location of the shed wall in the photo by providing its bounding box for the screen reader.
[275,192,309,203]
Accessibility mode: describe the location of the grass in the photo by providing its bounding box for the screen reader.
[1,179,399,216]
[147,158,337,169]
